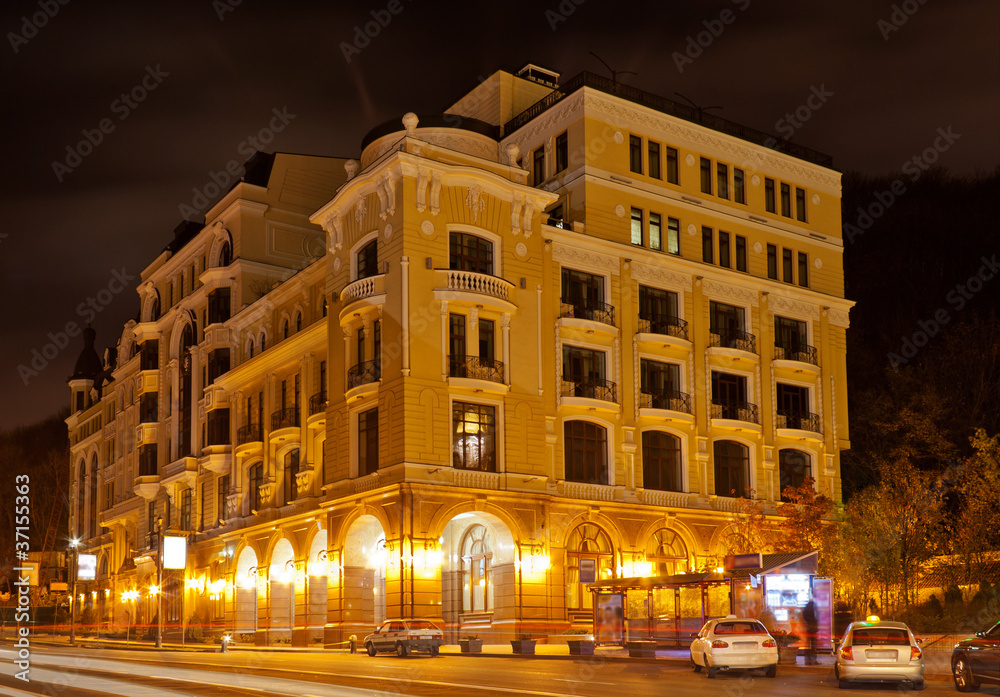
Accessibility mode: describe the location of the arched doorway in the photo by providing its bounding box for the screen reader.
[268,539,295,644]
[234,546,258,640]
[566,523,615,618]
[440,511,516,642]
[306,531,328,645]
[343,515,386,632]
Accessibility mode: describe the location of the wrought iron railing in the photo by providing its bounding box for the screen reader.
[347,359,381,389]
[270,408,299,431]
[449,355,505,384]
[776,409,822,433]
[639,389,692,414]
[637,314,689,341]
[236,423,263,446]
[710,401,760,424]
[560,299,616,327]
[561,377,618,402]
[773,344,819,366]
[709,329,758,354]
[309,392,327,416]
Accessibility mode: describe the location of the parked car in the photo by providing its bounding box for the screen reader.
[690,615,778,678]
[364,618,444,657]
[951,620,1000,692]
[834,616,924,690]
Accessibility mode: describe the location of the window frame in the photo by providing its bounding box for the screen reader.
[629,135,643,174]
[451,400,499,473]
[666,147,679,184]
[555,131,568,173]
[648,140,661,179]
[765,178,776,213]
[795,187,807,222]
[641,430,684,493]
[713,439,751,498]
[563,419,612,486]
[700,157,712,195]
[717,162,729,200]
[734,168,746,204]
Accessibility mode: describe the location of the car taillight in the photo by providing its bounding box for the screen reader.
[910,646,921,660]
[762,639,776,648]
[840,646,853,661]
[711,640,729,649]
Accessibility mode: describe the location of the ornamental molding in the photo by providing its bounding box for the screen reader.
[828,309,850,327]
[465,185,487,223]
[629,262,693,292]
[551,243,620,276]
[767,295,820,321]
[504,91,586,155]
[702,280,759,307]
[579,93,841,194]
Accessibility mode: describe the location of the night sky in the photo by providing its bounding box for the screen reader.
[1,0,997,430]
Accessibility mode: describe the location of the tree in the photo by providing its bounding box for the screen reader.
[774,477,835,556]
[947,430,1000,587]
[722,492,771,557]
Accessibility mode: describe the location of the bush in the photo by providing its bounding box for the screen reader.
[924,594,943,618]
[186,612,204,642]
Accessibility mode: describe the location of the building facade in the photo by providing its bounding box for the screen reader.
[67,65,852,645]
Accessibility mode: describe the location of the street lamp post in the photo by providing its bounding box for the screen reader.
[156,516,163,649]
[68,539,79,646]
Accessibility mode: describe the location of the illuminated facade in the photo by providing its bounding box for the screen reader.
[67,65,852,644]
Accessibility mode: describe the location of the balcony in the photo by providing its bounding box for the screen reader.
[236,422,262,447]
[639,389,693,416]
[449,355,505,384]
[774,344,818,365]
[443,270,514,303]
[637,315,689,341]
[560,299,615,328]
[341,273,385,304]
[776,409,823,439]
[271,407,300,431]
[709,329,757,354]
[562,378,617,403]
[348,359,381,390]
[710,400,761,430]
[308,391,327,429]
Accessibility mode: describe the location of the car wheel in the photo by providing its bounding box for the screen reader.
[430,646,439,657]
[691,658,702,673]
[911,680,925,691]
[765,663,777,678]
[707,666,717,679]
[396,641,407,657]
[953,657,979,692]
[366,642,377,657]
[838,679,850,689]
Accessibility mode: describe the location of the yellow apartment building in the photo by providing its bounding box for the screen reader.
[66,65,852,645]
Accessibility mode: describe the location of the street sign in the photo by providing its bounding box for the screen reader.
[724,553,763,570]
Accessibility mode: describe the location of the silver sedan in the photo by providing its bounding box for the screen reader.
[834,617,924,690]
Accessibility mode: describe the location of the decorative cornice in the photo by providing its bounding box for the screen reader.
[629,262,693,292]
[551,243,620,276]
[767,295,820,321]
[828,309,850,328]
[702,280,759,307]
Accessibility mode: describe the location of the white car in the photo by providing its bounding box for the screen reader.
[690,615,778,678]
[364,618,444,657]
[835,617,924,690]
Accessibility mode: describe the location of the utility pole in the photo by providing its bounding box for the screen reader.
[68,539,79,646]
[156,516,163,649]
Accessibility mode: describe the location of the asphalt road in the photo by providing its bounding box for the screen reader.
[0,646,994,697]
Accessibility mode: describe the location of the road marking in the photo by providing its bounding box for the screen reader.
[552,678,616,685]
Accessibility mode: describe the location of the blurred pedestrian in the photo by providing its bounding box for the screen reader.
[803,598,819,664]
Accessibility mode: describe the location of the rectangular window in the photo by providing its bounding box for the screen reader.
[206,408,229,446]
[798,252,809,287]
[780,182,791,217]
[207,348,230,384]
[561,268,605,314]
[180,489,191,531]
[796,187,807,222]
[555,131,568,173]
[640,358,680,397]
[717,163,729,199]
[356,327,365,365]
[638,285,680,328]
[372,322,381,378]
[358,408,379,476]
[775,316,809,357]
[765,178,776,213]
[667,217,680,255]
[783,248,794,283]
[562,346,611,400]
[283,449,299,504]
[649,212,661,251]
[735,235,747,272]
[648,141,661,179]
[532,147,545,186]
[734,168,746,204]
[629,135,643,174]
[767,244,778,279]
[718,231,731,268]
[564,421,608,485]
[479,318,495,363]
[449,313,466,359]
[207,288,231,325]
[702,226,713,264]
[642,431,682,492]
[217,474,229,526]
[666,147,679,184]
[452,402,496,471]
[630,207,643,246]
[700,157,712,194]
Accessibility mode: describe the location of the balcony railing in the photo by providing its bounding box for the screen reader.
[774,344,819,366]
[637,314,689,341]
[711,400,760,424]
[444,270,513,302]
[270,407,299,431]
[348,359,381,389]
[776,409,822,433]
[560,299,616,327]
[562,377,618,403]
[709,329,758,354]
[236,423,262,446]
[341,274,384,303]
[639,389,692,414]
[449,355,505,384]
[309,391,328,416]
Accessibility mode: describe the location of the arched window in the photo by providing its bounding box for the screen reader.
[564,421,608,485]
[283,449,300,505]
[566,523,614,610]
[178,324,195,458]
[714,440,750,498]
[449,232,493,274]
[218,241,232,267]
[248,338,255,359]
[294,312,302,333]
[322,297,328,318]
[76,460,86,539]
[356,239,378,279]
[461,524,493,613]
[645,529,688,576]
[281,320,288,340]
[779,449,811,501]
[248,462,263,513]
[260,332,266,352]
[641,431,682,491]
